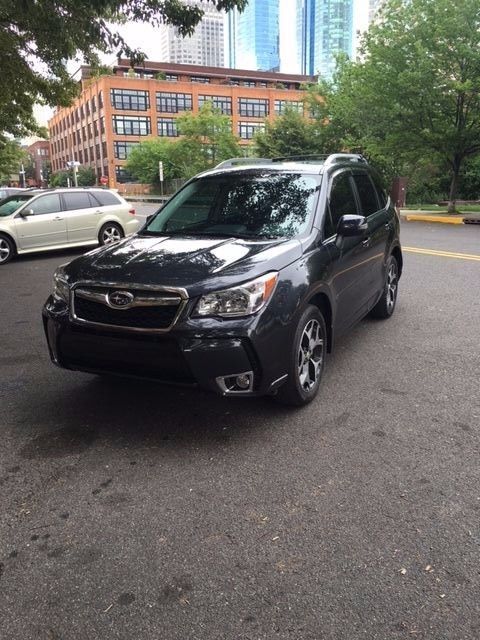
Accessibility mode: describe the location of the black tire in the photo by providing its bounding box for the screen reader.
[98,222,124,246]
[0,233,15,265]
[370,254,399,319]
[275,305,327,407]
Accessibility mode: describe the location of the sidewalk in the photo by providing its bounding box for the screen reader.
[400,209,480,225]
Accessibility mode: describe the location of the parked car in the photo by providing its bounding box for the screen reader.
[43,154,402,406]
[0,187,27,201]
[0,188,140,265]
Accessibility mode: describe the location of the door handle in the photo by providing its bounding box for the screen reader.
[384,222,391,229]
[54,216,64,221]
[362,237,370,246]
[95,210,103,214]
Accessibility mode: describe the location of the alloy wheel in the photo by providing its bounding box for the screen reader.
[102,226,121,244]
[0,238,11,263]
[386,262,398,312]
[297,319,324,392]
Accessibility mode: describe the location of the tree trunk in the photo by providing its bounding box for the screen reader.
[447,157,462,213]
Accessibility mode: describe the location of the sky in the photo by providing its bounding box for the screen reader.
[33,0,372,128]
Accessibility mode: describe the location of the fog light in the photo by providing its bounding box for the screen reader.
[216,371,254,394]
[236,374,251,389]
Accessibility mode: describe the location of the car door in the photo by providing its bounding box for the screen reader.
[62,191,99,243]
[14,193,67,250]
[322,170,373,332]
[351,169,390,304]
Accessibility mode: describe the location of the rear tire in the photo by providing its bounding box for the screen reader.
[0,234,15,265]
[370,255,399,319]
[275,305,327,407]
[99,223,124,246]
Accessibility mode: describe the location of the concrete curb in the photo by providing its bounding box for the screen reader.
[401,212,464,225]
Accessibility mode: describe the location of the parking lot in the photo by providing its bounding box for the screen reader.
[1,218,479,639]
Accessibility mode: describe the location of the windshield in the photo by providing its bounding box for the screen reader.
[0,194,34,217]
[144,172,320,240]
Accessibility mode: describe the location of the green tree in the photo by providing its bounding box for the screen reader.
[0,0,246,139]
[50,171,69,187]
[126,139,176,184]
[329,0,480,211]
[77,166,96,186]
[0,140,27,185]
[175,102,242,174]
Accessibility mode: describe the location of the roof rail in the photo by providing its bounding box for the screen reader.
[214,157,272,169]
[324,153,367,165]
[272,154,329,163]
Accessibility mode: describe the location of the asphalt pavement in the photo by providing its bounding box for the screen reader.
[1,220,479,640]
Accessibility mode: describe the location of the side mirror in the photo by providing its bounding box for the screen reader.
[337,214,367,237]
[146,214,154,223]
[20,208,34,218]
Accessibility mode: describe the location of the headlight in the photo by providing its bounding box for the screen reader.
[52,266,70,303]
[194,272,278,318]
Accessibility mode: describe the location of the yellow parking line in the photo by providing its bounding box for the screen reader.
[404,246,480,262]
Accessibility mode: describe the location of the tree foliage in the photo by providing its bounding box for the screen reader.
[126,103,242,183]
[0,0,247,139]
[0,140,27,185]
[328,0,480,210]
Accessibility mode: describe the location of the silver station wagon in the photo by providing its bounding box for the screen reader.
[0,188,141,265]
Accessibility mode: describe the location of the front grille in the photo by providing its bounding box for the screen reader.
[72,286,184,331]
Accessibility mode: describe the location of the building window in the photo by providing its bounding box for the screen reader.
[198,95,232,115]
[157,118,178,137]
[113,141,139,160]
[92,96,96,112]
[238,122,265,140]
[166,74,178,82]
[110,88,150,111]
[102,141,107,159]
[191,76,210,84]
[238,98,269,118]
[258,81,268,88]
[242,81,256,87]
[99,91,103,108]
[100,117,105,134]
[112,115,151,136]
[274,100,304,115]
[156,92,192,113]
[115,165,134,183]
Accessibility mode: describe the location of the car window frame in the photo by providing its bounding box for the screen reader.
[323,169,360,240]
[350,168,382,217]
[15,193,64,217]
[60,191,96,212]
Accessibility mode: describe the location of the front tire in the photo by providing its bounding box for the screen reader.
[99,223,124,246]
[0,234,15,265]
[370,255,399,319]
[275,305,327,407]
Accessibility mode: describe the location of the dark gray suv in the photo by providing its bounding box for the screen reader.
[43,154,402,406]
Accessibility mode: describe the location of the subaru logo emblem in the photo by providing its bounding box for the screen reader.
[107,290,134,308]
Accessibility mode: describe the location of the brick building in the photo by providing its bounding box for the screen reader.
[48,60,317,189]
[26,140,50,186]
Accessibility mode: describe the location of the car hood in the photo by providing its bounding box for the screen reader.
[64,233,302,295]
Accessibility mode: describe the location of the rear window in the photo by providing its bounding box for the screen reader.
[0,194,33,217]
[91,190,121,206]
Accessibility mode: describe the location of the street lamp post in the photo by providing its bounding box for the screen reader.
[66,160,81,187]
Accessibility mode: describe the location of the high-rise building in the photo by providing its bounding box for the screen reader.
[296,0,354,78]
[158,0,224,67]
[228,0,280,72]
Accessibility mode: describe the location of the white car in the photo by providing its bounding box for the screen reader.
[0,188,141,265]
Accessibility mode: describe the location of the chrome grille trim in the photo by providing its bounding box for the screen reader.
[70,281,188,334]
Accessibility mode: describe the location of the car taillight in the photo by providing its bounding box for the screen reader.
[129,208,136,216]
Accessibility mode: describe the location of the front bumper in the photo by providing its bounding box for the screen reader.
[43,297,288,397]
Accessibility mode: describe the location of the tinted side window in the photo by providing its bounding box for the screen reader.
[370,172,388,208]
[352,173,379,215]
[63,192,92,211]
[29,194,62,215]
[92,191,122,206]
[325,173,357,237]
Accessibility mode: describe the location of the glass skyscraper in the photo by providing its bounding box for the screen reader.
[228,0,280,72]
[296,0,354,78]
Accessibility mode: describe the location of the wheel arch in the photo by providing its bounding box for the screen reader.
[0,230,17,254]
[306,291,333,353]
[391,244,403,278]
